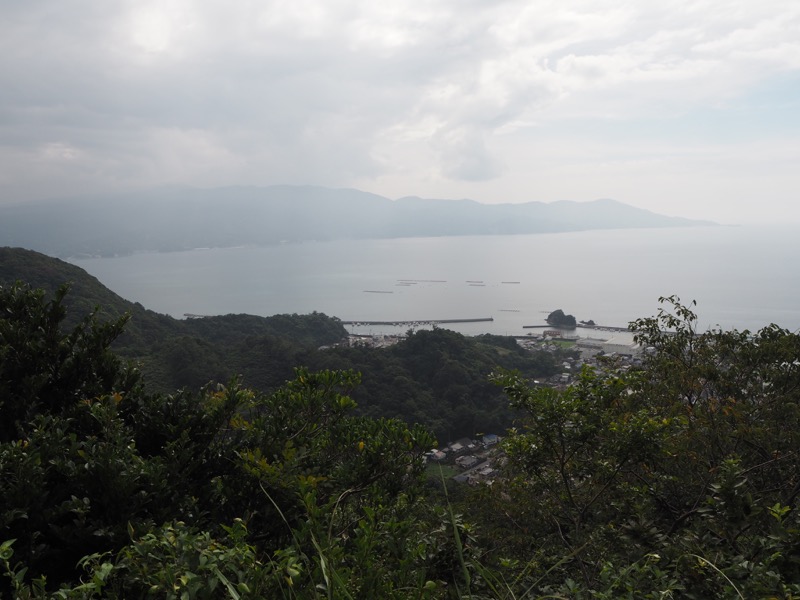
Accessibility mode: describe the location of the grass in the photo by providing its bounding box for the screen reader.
[426,463,458,480]
[550,340,576,348]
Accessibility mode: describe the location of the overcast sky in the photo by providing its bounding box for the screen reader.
[1,1,799,223]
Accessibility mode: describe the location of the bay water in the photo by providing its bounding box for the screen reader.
[69,225,800,339]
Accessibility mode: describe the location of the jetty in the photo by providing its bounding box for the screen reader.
[523,323,631,332]
[578,324,631,333]
[341,317,493,326]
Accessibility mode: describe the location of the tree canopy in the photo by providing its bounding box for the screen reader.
[3,283,800,598]
[0,282,441,597]
[477,296,800,597]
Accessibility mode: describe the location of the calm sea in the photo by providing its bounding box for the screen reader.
[69,225,800,339]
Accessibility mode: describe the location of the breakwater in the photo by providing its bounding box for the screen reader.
[341,317,493,326]
[579,324,632,333]
[522,323,631,332]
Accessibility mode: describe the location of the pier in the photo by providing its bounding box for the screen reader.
[341,317,494,326]
[579,324,632,333]
[522,323,631,332]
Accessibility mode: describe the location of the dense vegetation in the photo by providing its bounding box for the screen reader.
[3,256,800,597]
[0,283,439,598]
[0,247,347,360]
[473,297,800,597]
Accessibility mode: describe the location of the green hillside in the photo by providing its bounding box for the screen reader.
[0,246,177,350]
[0,247,348,356]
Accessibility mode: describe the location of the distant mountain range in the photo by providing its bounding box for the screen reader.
[0,185,715,257]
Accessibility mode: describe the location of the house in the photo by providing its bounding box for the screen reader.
[478,466,497,478]
[482,434,500,447]
[428,450,447,462]
[448,437,476,455]
[455,455,479,469]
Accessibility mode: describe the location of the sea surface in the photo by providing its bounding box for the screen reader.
[69,225,800,339]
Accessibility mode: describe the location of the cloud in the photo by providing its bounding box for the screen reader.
[0,0,799,222]
[434,125,502,182]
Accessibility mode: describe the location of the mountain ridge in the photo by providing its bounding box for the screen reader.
[0,185,715,257]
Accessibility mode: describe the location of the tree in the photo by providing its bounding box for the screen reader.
[473,296,800,597]
[8,282,800,598]
[0,282,139,443]
[1,282,450,597]
[488,366,670,591]
[0,283,172,587]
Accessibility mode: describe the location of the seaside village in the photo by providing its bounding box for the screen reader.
[336,327,645,486]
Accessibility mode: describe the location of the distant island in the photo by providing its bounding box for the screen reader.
[0,185,716,257]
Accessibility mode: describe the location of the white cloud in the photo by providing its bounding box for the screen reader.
[1,0,799,222]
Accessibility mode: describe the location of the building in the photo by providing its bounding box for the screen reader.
[455,455,479,469]
[482,434,500,447]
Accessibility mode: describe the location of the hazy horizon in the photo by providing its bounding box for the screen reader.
[0,182,718,216]
[1,2,799,225]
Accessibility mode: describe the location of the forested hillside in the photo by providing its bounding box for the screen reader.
[3,251,800,598]
[0,247,347,358]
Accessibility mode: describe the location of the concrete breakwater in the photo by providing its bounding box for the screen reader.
[522,323,631,332]
[579,324,632,333]
[341,317,493,326]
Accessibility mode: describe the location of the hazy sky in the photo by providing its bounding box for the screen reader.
[1,1,799,223]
